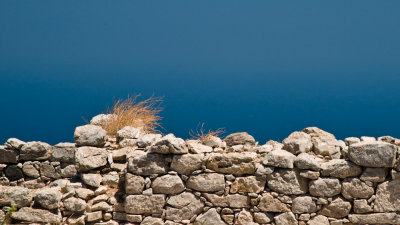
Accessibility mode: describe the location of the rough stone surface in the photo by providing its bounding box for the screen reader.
[90,114,113,126]
[309,178,341,197]
[0,186,32,208]
[0,147,18,163]
[263,150,296,168]
[267,168,308,195]
[348,213,400,224]
[294,153,321,171]
[353,199,373,213]
[20,141,52,161]
[206,152,256,175]
[203,193,249,208]
[374,179,400,212]
[128,151,169,175]
[274,212,298,225]
[124,195,165,214]
[319,197,352,218]
[320,159,362,178]
[194,208,227,225]
[258,193,290,212]
[348,141,397,167]
[149,133,188,154]
[81,173,103,187]
[171,153,204,175]
[52,142,76,163]
[230,176,266,193]
[11,207,62,223]
[152,174,185,194]
[75,146,108,171]
[34,187,62,209]
[125,173,145,194]
[187,140,214,153]
[64,197,87,212]
[165,192,204,221]
[341,178,374,200]
[116,126,142,140]
[224,132,256,146]
[282,131,313,154]
[74,124,107,147]
[360,167,387,182]
[292,196,317,213]
[307,215,329,225]
[186,173,225,192]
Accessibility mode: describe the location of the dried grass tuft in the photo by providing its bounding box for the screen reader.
[189,122,225,143]
[101,95,163,136]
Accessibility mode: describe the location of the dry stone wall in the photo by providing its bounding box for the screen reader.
[1,119,400,225]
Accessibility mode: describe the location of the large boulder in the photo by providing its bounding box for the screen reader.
[263,150,296,168]
[194,208,227,225]
[206,152,256,175]
[75,146,108,171]
[341,178,374,200]
[152,174,185,194]
[374,179,400,212]
[11,207,62,223]
[230,176,266,193]
[320,159,362,178]
[309,178,341,197]
[149,133,188,154]
[127,151,170,175]
[165,192,204,221]
[20,141,52,161]
[224,132,255,146]
[0,186,32,208]
[124,195,165,214]
[74,124,107,147]
[186,173,225,192]
[267,168,308,195]
[258,193,290,213]
[282,131,313,154]
[348,141,397,167]
[171,153,204,175]
[34,187,62,209]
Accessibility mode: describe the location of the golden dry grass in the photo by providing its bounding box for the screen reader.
[101,95,163,136]
[189,122,225,143]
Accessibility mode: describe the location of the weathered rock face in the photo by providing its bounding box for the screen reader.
[294,153,321,171]
[152,174,185,194]
[11,207,62,223]
[341,178,374,200]
[267,169,308,195]
[34,187,62,209]
[224,132,256,146]
[282,131,313,154]
[348,213,400,224]
[319,197,351,218]
[171,153,204,175]
[309,178,341,197]
[149,133,188,154]
[263,150,296,168]
[230,176,266,193]
[292,196,317,213]
[0,186,32,208]
[374,179,400,212]
[258,193,290,213]
[125,173,145,194]
[75,146,108,171]
[165,192,204,221]
[206,152,256,175]
[274,212,297,225]
[128,151,170,175]
[51,142,75,163]
[74,124,107,147]
[20,141,52,161]
[63,197,87,212]
[124,195,165,214]
[186,173,225,192]
[195,208,227,225]
[203,193,249,208]
[116,126,142,140]
[0,146,18,163]
[348,141,397,167]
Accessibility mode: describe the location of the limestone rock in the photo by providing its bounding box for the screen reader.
[341,178,374,200]
[206,152,256,175]
[81,173,103,187]
[0,186,32,208]
[299,170,320,180]
[152,174,185,194]
[51,142,76,163]
[348,141,397,167]
[22,163,40,178]
[348,213,400,224]
[124,195,165,214]
[137,133,162,148]
[230,176,266,193]
[74,124,107,147]
[258,193,290,213]
[282,131,313,154]
[309,178,341,197]
[0,146,18,163]
[254,212,273,224]
[360,167,387,182]
[202,193,249,208]
[141,217,164,225]
[187,140,213,153]
[294,153,321,171]
[263,150,296,168]
[202,136,225,148]
[236,209,253,225]
[20,141,52,161]
[344,137,360,146]
[149,133,188,154]
[194,208,227,225]
[40,163,61,179]
[165,192,204,221]
[75,188,94,200]
[116,126,142,141]
[186,173,225,192]
[34,187,62,209]
[128,151,170,175]
[320,159,362,178]
[374,179,400,212]
[171,153,204,175]
[307,215,329,225]
[319,197,351,218]
[125,173,145,194]
[267,168,308,195]
[86,211,102,222]
[5,165,24,181]
[90,114,113,126]
[274,212,298,225]
[302,127,341,158]
[224,132,256,146]
[11,207,62,223]
[75,147,108,171]
[5,138,25,150]
[353,199,373,213]
[292,196,317,213]
[64,197,87,212]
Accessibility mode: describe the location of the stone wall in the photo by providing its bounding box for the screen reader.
[1,121,400,224]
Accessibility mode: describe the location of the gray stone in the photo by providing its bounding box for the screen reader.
[75,188,94,200]
[116,126,142,140]
[292,196,317,213]
[137,133,162,148]
[125,173,145,194]
[0,186,32,208]
[294,153,321,171]
[0,146,18,163]
[224,132,255,146]
[186,173,225,192]
[348,141,397,167]
[360,167,387,182]
[75,146,108,171]
[348,213,400,224]
[90,114,113,126]
[60,164,78,178]
[149,133,188,154]
[309,178,341,197]
[194,208,227,225]
[74,124,107,147]
[374,179,400,212]
[299,170,320,180]
[86,211,102,222]
[40,163,61,179]
[128,151,170,175]
[5,138,25,150]
[165,192,204,221]
[5,165,24,181]
[171,153,204,175]
[152,174,185,194]
[20,141,52,161]
[267,168,308,195]
[186,140,214,153]
[81,173,102,187]
[124,195,165,214]
[320,159,362,178]
[258,193,290,213]
[103,171,119,187]
[319,197,351,218]
[34,187,62,209]
[206,152,256,175]
[274,212,298,225]
[11,207,62,223]
[341,178,374,200]
[345,137,360,146]
[230,176,266,193]
[263,150,296,168]
[51,142,75,163]
[282,131,313,154]
[22,163,40,178]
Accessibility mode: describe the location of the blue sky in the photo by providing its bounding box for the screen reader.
[1,1,400,144]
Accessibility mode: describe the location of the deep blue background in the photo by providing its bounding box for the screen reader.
[1,1,400,145]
